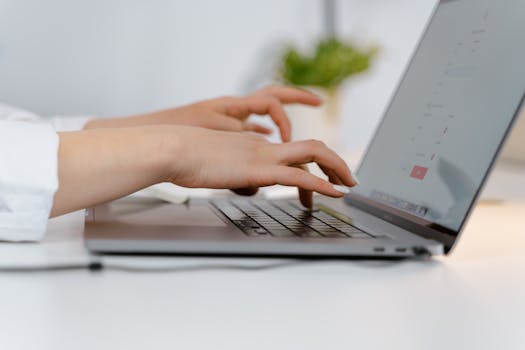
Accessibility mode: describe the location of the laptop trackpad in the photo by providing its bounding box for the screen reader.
[114,204,227,227]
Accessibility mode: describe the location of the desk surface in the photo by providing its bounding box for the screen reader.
[1,163,525,350]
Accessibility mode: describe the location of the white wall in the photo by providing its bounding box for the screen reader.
[337,0,436,150]
[0,0,437,151]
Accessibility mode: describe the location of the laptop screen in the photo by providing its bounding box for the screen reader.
[352,0,525,232]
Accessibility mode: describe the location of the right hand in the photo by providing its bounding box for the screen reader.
[52,125,357,217]
[162,126,358,203]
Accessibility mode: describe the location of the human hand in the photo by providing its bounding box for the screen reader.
[52,124,355,217]
[84,85,322,143]
[161,126,357,206]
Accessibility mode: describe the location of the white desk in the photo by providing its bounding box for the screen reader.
[1,163,525,350]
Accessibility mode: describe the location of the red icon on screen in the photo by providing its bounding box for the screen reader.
[410,165,428,180]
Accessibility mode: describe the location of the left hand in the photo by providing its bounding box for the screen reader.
[84,85,322,143]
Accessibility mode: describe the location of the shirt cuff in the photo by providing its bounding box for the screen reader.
[51,115,93,132]
[0,121,59,241]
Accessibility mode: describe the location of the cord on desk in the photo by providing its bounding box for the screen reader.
[0,246,432,273]
[104,260,311,273]
[412,246,432,259]
[0,259,406,273]
[0,260,312,274]
[0,261,104,273]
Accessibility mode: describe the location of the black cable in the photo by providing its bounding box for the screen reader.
[0,261,103,273]
[0,259,402,274]
[0,246,432,273]
[103,260,310,273]
[412,246,432,259]
[0,260,313,274]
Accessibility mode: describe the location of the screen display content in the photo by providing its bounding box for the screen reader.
[354,0,525,231]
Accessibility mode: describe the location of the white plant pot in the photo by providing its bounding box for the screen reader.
[285,88,343,153]
[283,88,349,179]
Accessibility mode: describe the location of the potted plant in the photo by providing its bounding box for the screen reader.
[278,37,377,150]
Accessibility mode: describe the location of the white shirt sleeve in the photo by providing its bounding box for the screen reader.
[0,101,92,132]
[0,120,59,241]
[0,103,91,241]
[50,115,92,132]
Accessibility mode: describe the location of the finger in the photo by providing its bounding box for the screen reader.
[296,165,313,209]
[319,165,344,185]
[271,166,345,198]
[204,113,244,132]
[231,187,259,196]
[242,122,273,135]
[298,187,313,209]
[239,95,292,142]
[276,140,357,187]
[256,85,323,106]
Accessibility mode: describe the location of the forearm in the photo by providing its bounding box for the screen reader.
[83,110,176,129]
[51,126,171,217]
[51,120,355,218]
[84,115,148,129]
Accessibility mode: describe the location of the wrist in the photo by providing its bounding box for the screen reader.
[149,125,186,183]
[83,111,156,129]
[83,118,117,129]
[53,127,175,216]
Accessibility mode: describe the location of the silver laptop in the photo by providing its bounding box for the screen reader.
[85,0,525,258]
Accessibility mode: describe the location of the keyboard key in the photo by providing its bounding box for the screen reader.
[243,228,269,236]
[337,226,365,234]
[292,228,322,238]
[232,220,259,229]
[345,232,372,239]
[320,231,347,238]
[213,199,376,240]
[308,222,332,231]
[270,229,296,237]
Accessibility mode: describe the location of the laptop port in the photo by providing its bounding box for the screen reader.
[373,247,385,253]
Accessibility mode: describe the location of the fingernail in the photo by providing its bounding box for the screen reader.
[352,174,360,186]
[309,92,324,104]
[333,185,351,194]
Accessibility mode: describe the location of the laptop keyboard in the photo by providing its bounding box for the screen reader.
[212,199,375,239]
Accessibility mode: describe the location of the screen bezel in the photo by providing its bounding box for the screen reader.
[347,0,525,253]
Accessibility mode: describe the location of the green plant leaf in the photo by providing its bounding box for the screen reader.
[280,37,378,91]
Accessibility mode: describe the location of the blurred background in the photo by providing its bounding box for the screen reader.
[0,0,438,152]
[0,0,523,162]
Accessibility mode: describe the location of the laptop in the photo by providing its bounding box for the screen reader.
[85,0,525,258]
[502,106,525,164]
